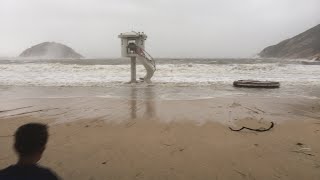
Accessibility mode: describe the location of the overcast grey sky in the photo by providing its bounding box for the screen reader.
[0,0,319,58]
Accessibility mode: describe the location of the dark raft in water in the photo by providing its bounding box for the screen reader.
[233,80,280,88]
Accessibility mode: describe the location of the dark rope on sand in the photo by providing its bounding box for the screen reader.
[229,122,274,132]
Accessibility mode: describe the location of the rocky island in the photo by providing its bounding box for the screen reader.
[259,24,320,60]
[19,42,83,59]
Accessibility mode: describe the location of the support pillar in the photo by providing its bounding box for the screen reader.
[130,56,137,83]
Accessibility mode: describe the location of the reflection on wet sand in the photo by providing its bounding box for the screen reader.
[130,87,137,119]
[129,86,157,119]
[144,86,156,118]
[0,85,320,125]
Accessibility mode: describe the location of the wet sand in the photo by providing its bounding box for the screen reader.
[0,88,320,179]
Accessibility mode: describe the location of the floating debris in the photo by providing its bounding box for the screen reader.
[233,80,280,88]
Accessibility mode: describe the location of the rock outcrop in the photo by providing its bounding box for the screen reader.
[19,42,83,59]
[259,24,320,60]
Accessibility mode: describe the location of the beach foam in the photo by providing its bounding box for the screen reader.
[0,61,319,87]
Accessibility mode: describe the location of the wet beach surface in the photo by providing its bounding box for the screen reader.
[1,98,320,180]
[0,85,320,124]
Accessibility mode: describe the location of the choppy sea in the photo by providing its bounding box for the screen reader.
[0,58,319,99]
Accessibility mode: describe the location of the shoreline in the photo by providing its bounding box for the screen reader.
[0,94,319,124]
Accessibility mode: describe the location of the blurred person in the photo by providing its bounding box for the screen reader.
[0,123,60,180]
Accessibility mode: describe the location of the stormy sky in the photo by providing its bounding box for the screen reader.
[0,0,319,58]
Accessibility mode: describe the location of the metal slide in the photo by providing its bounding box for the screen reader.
[137,48,156,83]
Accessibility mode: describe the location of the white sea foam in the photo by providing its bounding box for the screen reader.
[0,63,319,86]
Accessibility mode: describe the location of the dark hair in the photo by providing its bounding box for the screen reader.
[14,123,49,157]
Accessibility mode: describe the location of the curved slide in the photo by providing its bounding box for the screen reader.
[137,56,156,83]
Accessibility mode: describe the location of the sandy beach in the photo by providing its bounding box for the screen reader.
[0,86,320,180]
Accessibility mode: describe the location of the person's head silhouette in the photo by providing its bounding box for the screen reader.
[0,123,59,180]
[14,123,48,165]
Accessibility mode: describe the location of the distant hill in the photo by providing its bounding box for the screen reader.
[259,24,320,60]
[19,42,83,59]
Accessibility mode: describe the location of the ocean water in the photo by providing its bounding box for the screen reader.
[0,58,319,99]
